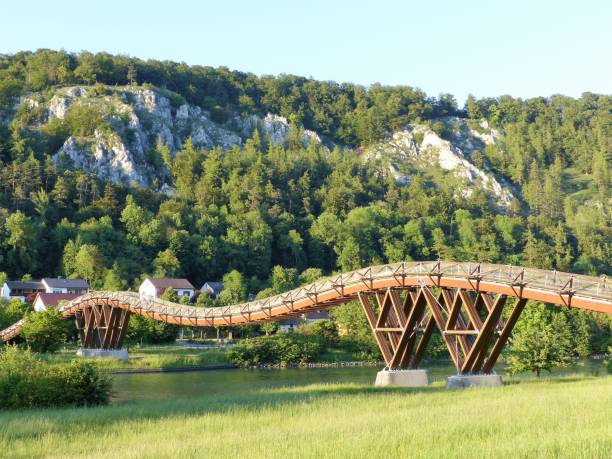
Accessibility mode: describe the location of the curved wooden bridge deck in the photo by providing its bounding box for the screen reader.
[2,261,610,374]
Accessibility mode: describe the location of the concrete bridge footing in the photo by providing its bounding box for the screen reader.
[447,374,503,389]
[375,369,431,387]
[77,348,129,361]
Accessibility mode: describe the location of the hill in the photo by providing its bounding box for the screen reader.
[0,50,609,292]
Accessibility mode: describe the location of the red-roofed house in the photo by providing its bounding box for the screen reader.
[33,293,80,312]
[138,278,195,300]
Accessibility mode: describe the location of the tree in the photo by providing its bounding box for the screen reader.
[161,287,179,303]
[269,266,298,294]
[195,291,215,308]
[298,267,323,286]
[102,264,128,291]
[127,64,137,85]
[4,211,39,276]
[125,315,178,345]
[21,309,67,353]
[0,298,32,329]
[153,249,181,277]
[337,237,361,272]
[73,244,105,286]
[506,303,575,376]
[260,322,278,336]
[217,270,247,305]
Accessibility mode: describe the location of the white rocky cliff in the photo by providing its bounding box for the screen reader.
[367,118,514,206]
[29,86,321,187]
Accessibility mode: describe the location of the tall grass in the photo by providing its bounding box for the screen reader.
[1,376,610,458]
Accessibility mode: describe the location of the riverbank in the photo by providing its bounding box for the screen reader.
[35,343,374,371]
[37,345,231,371]
[1,375,610,458]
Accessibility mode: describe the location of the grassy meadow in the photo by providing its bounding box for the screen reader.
[1,376,610,458]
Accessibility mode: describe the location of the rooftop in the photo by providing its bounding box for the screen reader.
[42,278,89,289]
[34,293,80,308]
[5,280,44,290]
[146,278,195,290]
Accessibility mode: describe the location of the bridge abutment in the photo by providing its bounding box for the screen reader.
[76,348,129,361]
[446,373,503,389]
[375,369,431,387]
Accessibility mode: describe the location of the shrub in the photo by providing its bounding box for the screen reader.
[21,309,67,353]
[228,334,324,367]
[336,335,381,360]
[299,320,338,346]
[0,346,111,409]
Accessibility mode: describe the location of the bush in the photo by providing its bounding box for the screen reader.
[227,334,324,367]
[336,335,381,360]
[298,320,338,346]
[0,346,111,409]
[21,309,67,353]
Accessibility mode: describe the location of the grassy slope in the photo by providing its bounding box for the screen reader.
[1,377,610,458]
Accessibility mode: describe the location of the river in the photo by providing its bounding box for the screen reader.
[110,359,607,404]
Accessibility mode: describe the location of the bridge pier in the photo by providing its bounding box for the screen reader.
[375,368,430,387]
[447,373,503,389]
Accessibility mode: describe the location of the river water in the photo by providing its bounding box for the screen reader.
[111,359,607,404]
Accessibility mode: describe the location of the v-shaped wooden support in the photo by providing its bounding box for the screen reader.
[361,285,528,374]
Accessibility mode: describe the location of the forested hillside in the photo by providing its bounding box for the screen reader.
[0,49,609,297]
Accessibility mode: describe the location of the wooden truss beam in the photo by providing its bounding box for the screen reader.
[361,285,528,375]
[74,302,131,350]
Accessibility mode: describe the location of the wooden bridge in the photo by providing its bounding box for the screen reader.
[2,261,611,375]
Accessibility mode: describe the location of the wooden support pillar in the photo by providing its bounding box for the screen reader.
[481,299,527,373]
[78,303,131,350]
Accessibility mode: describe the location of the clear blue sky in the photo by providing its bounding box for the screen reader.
[2,0,610,104]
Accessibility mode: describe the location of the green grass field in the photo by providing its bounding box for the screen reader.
[1,376,610,458]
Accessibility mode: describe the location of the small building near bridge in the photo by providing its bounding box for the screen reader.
[139,278,195,300]
[200,281,224,299]
[33,293,80,312]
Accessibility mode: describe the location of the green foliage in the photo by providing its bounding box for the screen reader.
[299,320,338,346]
[21,309,67,353]
[161,287,179,303]
[0,346,111,409]
[227,334,324,367]
[217,270,247,305]
[125,315,178,345]
[0,298,32,330]
[506,303,578,376]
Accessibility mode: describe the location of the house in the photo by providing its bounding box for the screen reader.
[0,280,45,302]
[200,282,224,299]
[41,278,89,295]
[1,277,89,303]
[139,278,195,300]
[304,310,330,322]
[277,311,330,333]
[278,317,303,333]
[33,293,79,312]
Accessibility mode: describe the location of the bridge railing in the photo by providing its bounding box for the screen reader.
[59,262,610,322]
